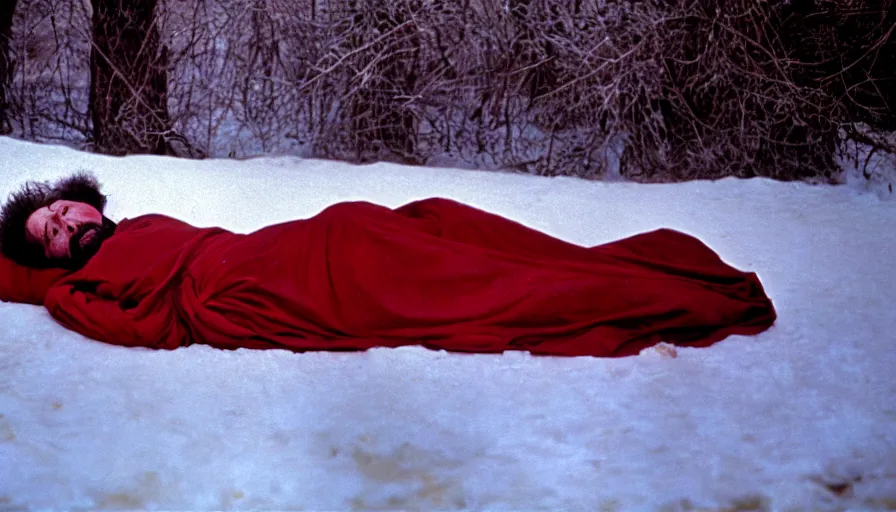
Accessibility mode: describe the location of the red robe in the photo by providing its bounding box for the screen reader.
[41,198,776,357]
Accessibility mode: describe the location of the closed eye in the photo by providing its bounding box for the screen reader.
[62,206,69,216]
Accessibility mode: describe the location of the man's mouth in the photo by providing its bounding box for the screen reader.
[67,222,106,268]
[78,227,99,248]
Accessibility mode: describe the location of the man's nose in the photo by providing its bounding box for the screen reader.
[55,211,77,233]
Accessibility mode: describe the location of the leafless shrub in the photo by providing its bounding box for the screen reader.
[160,0,314,157]
[780,0,895,130]
[7,0,91,144]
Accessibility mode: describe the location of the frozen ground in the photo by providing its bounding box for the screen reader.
[0,137,894,510]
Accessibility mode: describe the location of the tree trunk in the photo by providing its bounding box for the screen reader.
[89,0,171,155]
[0,0,18,135]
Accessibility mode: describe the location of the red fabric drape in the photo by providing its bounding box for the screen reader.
[0,254,69,305]
[43,198,776,356]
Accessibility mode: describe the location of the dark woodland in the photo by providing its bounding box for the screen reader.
[2,0,894,182]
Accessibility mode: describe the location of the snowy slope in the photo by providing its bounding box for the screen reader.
[0,137,895,510]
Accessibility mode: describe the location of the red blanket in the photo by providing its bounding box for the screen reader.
[41,198,775,356]
[0,255,69,305]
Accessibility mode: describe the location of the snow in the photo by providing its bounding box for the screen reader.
[1,136,895,510]
[838,129,896,200]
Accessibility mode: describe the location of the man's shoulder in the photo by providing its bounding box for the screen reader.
[117,213,195,232]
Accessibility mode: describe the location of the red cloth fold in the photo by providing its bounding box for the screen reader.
[0,254,70,305]
[43,198,776,356]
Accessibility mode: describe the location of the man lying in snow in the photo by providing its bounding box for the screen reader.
[0,172,776,357]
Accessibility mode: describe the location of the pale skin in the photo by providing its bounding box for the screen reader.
[25,200,102,259]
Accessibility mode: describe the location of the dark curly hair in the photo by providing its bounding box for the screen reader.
[0,172,108,268]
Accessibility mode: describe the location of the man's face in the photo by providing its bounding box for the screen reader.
[25,200,104,261]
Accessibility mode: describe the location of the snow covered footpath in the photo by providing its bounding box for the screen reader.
[1,137,894,510]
